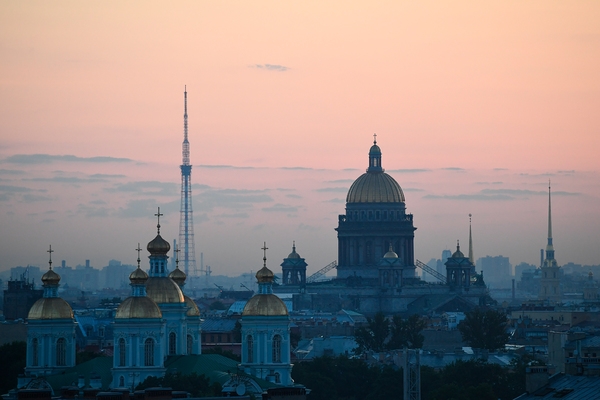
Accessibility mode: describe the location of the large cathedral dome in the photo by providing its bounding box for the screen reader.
[346,139,405,204]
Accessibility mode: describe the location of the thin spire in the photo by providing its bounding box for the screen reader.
[47,245,54,269]
[292,240,296,252]
[545,180,555,260]
[182,87,190,165]
[175,244,180,270]
[373,133,377,144]
[468,214,474,264]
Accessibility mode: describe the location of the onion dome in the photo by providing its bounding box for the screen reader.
[256,266,274,283]
[168,267,187,286]
[146,277,184,304]
[129,266,149,285]
[115,297,162,319]
[184,295,200,316]
[242,294,288,316]
[147,234,170,255]
[41,268,61,286]
[383,245,398,259]
[28,298,73,320]
[346,138,405,204]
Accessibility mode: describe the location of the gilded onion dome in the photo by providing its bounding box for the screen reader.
[243,247,288,317]
[147,234,170,255]
[383,245,399,259]
[184,295,200,316]
[28,298,73,320]
[168,267,187,286]
[41,268,61,286]
[146,277,184,304]
[346,139,405,204]
[129,266,149,285]
[115,297,162,319]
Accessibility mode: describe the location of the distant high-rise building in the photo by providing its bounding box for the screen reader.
[178,87,197,278]
[477,255,511,286]
[539,182,561,303]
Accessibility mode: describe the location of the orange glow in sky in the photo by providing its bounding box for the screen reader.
[1,2,599,275]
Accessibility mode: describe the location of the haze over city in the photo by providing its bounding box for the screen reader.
[1,1,599,277]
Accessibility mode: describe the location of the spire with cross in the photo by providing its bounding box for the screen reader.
[47,245,54,269]
[155,207,163,234]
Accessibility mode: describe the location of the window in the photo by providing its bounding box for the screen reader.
[144,338,154,366]
[187,335,193,355]
[56,338,66,366]
[85,326,93,337]
[272,335,282,363]
[247,335,254,363]
[99,326,105,337]
[169,332,176,355]
[118,338,126,366]
[119,376,125,387]
[32,338,39,366]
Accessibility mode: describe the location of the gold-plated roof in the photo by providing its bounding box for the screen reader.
[256,266,274,283]
[346,172,405,203]
[129,266,149,285]
[115,296,162,319]
[168,267,187,286]
[242,294,288,316]
[184,295,200,316]
[383,249,398,259]
[145,276,184,304]
[41,268,61,286]
[28,297,73,320]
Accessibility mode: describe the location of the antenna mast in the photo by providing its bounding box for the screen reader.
[178,86,198,283]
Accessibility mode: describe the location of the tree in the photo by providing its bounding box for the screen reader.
[388,314,426,350]
[354,312,389,353]
[0,341,26,395]
[458,308,510,351]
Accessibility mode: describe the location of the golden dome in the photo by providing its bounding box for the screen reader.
[145,276,184,304]
[256,266,274,283]
[383,249,398,259]
[115,297,162,319]
[129,266,149,285]
[346,172,405,203]
[147,234,170,255]
[28,298,73,320]
[242,294,288,316]
[184,295,200,316]
[168,267,187,286]
[41,268,61,286]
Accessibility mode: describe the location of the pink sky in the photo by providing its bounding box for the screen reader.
[1,2,599,277]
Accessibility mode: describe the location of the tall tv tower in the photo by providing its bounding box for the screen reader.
[178,87,197,278]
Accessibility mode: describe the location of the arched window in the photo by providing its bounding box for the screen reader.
[272,335,282,363]
[119,376,125,387]
[56,338,66,366]
[32,338,39,366]
[187,335,193,355]
[118,338,126,366]
[169,332,177,355]
[247,335,254,363]
[144,338,154,366]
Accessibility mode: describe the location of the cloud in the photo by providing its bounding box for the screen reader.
[77,204,111,217]
[196,189,273,211]
[423,194,514,201]
[261,203,298,213]
[387,168,432,173]
[218,212,250,219]
[0,169,26,175]
[475,181,503,185]
[4,154,134,164]
[0,184,34,193]
[253,64,290,72]
[107,181,178,196]
[480,189,580,196]
[327,179,354,184]
[286,194,302,199]
[89,174,126,179]
[441,167,466,171]
[324,198,345,203]
[197,164,258,170]
[315,187,348,193]
[22,193,53,202]
[403,187,425,192]
[26,176,108,184]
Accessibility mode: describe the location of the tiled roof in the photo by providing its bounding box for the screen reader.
[515,373,600,399]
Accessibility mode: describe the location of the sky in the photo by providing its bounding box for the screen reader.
[1,1,599,278]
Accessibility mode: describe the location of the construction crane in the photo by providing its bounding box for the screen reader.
[306,261,337,284]
[415,259,446,282]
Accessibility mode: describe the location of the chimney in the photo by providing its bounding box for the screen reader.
[526,366,549,393]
